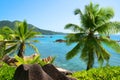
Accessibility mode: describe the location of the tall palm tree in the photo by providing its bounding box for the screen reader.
[65,2,120,70]
[5,20,40,58]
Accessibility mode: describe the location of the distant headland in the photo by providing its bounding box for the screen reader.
[0,20,67,35]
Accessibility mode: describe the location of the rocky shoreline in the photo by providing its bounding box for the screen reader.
[1,55,76,80]
[14,64,76,80]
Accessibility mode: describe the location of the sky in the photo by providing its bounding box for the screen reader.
[0,0,120,33]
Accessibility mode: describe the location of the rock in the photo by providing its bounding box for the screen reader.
[2,55,10,64]
[42,56,53,63]
[2,55,17,66]
[14,64,29,80]
[14,63,76,80]
[55,39,66,42]
[14,64,53,80]
[42,64,69,80]
[56,67,72,75]
[68,77,77,80]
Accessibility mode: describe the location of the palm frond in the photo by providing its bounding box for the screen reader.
[25,27,40,40]
[91,36,110,66]
[94,22,120,34]
[65,23,84,32]
[97,7,114,22]
[74,9,83,16]
[100,37,120,53]
[80,37,90,62]
[65,33,86,45]
[66,40,84,60]
[23,20,28,34]
[5,43,18,54]
[95,42,110,65]
[27,43,39,54]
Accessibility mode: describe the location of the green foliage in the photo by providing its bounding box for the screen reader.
[0,35,4,40]
[0,26,14,40]
[15,54,41,66]
[72,66,120,80]
[14,54,55,67]
[0,63,16,80]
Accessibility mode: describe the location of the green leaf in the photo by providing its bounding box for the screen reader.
[5,43,18,54]
[65,23,84,32]
[101,37,120,53]
[27,43,39,54]
[66,41,84,60]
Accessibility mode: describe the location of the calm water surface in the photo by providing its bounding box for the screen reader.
[25,35,120,71]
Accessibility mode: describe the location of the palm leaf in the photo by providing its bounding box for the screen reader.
[23,20,28,34]
[97,7,114,22]
[90,36,110,66]
[74,9,83,16]
[65,23,84,32]
[65,33,86,45]
[95,22,120,34]
[25,27,40,40]
[80,37,90,62]
[5,43,18,54]
[94,41,110,65]
[66,40,84,60]
[27,43,39,54]
[100,37,120,53]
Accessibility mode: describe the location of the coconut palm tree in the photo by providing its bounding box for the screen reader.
[65,2,120,70]
[5,20,40,58]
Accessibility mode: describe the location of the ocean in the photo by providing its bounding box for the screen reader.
[25,35,120,71]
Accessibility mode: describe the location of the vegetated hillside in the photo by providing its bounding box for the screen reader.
[0,20,65,35]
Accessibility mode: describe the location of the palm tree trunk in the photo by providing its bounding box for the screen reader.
[86,51,94,70]
[0,42,6,59]
[18,42,25,58]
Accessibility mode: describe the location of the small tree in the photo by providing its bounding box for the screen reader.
[5,20,40,58]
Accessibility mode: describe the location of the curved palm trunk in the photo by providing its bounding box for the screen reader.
[18,42,25,58]
[86,51,94,70]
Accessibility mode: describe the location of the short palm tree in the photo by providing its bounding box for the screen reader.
[5,20,40,58]
[65,2,120,70]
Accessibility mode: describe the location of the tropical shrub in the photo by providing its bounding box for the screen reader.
[0,63,16,80]
[14,54,55,67]
[72,66,120,80]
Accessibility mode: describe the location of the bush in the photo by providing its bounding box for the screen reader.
[14,54,55,67]
[0,63,16,80]
[72,66,120,80]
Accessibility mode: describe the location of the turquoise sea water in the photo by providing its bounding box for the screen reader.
[25,35,120,71]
